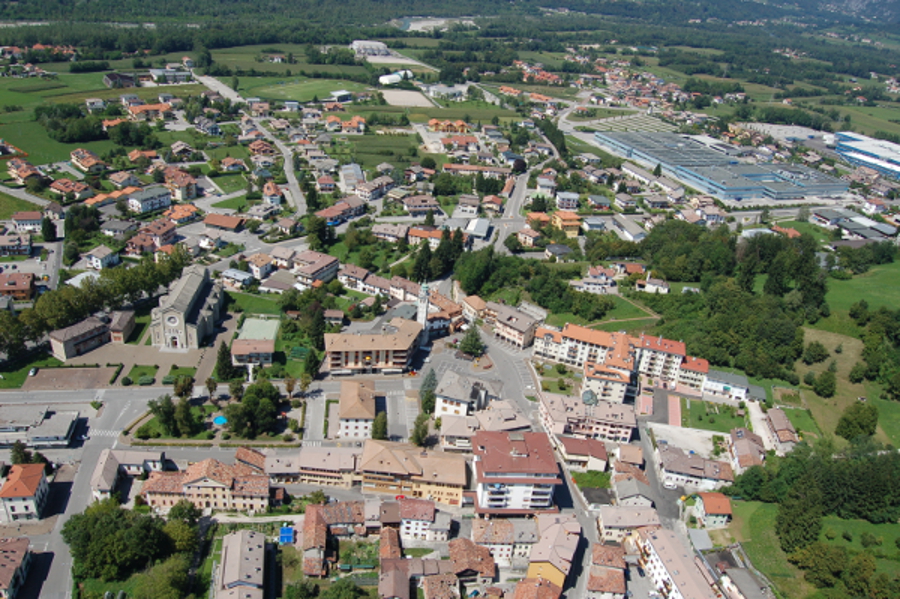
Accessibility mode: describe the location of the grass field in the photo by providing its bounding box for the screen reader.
[572,470,612,489]
[593,317,659,334]
[568,108,636,121]
[211,45,370,77]
[212,196,250,211]
[345,101,519,124]
[127,364,158,383]
[0,191,40,219]
[332,134,420,171]
[793,327,900,444]
[681,398,747,433]
[782,407,822,441]
[823,261,900,314]
[774,220,831,244]
[212,174,248,194]
[729,500,813,599]
[227,291,281,315]
[239,77,372,103]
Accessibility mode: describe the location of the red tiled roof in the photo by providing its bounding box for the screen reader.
[0,464,43,498]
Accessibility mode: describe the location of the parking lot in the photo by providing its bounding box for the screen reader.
[21,366,118,391]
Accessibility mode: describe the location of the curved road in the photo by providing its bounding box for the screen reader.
[194,73,306,215]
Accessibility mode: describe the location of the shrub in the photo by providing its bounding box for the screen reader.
[291,399,301,408]
[804,371,817,386]
[842,530,853,542]
[138,375,155,386]
[162,375,177,385]
[283,433,294,443]
[222,432,231,440]
[861,532,881,548]
[203,431,215,440]
[135,424,152,440]
[824,529,837,540]
[90,400,102,411]
[121,376,133,386]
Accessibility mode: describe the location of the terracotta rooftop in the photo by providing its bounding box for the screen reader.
[0,464,43,498]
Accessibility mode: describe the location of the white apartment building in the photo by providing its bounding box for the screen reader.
[635,527,717,599]
[127,185,172,214]
[0,464,48,523]
[473,431,561,515]
[398,498,435,541]
[338,380,377,439]
[540,392,636,444]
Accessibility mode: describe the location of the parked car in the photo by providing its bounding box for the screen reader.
[28,368,38,377]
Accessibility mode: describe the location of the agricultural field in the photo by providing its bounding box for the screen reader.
[823,260,900,314]
[211,45,370,77]
[680,398,747,433]
[331,134,419,171]
[344,99,519,124]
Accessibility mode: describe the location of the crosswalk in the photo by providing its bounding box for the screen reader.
[88,429,121,438]
[302,440,322,447]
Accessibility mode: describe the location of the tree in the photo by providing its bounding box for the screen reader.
[797,205,810,222]
[284,374,296,398]
[62,498,171,581]
[132,554,191,599]
[10,440,31,464]
[776,475,823,553]
[512,158,527,174]
[173,397,199,437]
[41,217,56,242]
[173,375,194,400]
[813,370,836,398]
[148,394,177,437]
[802,341,829,365]
[372,412,388,440]
[419,368,437,414]
[167,500,201,526]
[849,362,867,383]
[229,379,245,401]
[420,156,436,170]
[412,242,433,282]
[424,209,435,227]
[410,413,429,447]
[216,341,236,380]
[231,75,239,91]
[504,234,523,253]
[320,579,368,599]
[285,581,320,599]
[205,377,218,400]
[653,163,662,177]
[162,519,197,554]
[299,373,313,396]
[835,402,878,440]
[459,326,484,357]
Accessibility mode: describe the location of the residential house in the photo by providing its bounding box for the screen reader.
[488,303,538,348]
[195,117,220,136]
[587,543,627,599]
[635,278,669,294]
[398,498,436,541]
[221,269,254,290]
[164,168,197,201]
[517,228,542,248]
[262,181,283,205]
[473,431,561,515]
[90,448,164,500]
[0,235,30,257]
[556,436,608,472]
[580,266,617,295]
[323,318,422,375]
[292,250,339,289]
[247,253,274,280]
[449,537,495,584]
[434,370,501,417]
[555,192,580,211]
[472,518,538,569]
[728,428,766,473]
[0,273,34,301]
[338,380,377,439]
[526,514,581,589]
[551,211,581,238]
[70,148,105,173]
[10,212,41,233]
[439,415,479,453]
[613,476,653,508]
[109,171,142,189]
[85,246,119,270]
[597,506,660,543]
[656,443,734,491]
[231,339,275,368]
[0,464,48,523]
[766,408,799,453]
[545,244,573,261]
[164,203,200,225]
[101,220,137,239]
[702,370,750,402]
[49,178,93,200]
[0,537,31,599]
[610,215,645,242]
[695,492,732,529]
[127,186,172,214]
[373,223,409,244]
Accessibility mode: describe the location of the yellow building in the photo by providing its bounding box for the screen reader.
[359,440,468,506]
[526,513,581,588]
[551,210,581,238]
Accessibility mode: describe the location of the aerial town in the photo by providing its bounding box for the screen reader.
[0,6,897,599]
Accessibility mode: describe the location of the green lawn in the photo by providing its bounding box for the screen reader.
[781,407,822,440]
[227,291,282,315]
[824,261,900,314]
[212,45,370,77]
[333,134,421,171]
[345,101,519,124]
[681,398,747,433]
[79,574,141,598]
[593,318,659,334]
[819,516,900,578]
[169,366,198,379]
[0,354,63,389]
[730,500,812,599]
[404,548,435,558]
[212,173,248,194]
[546,312,589,327]
[205,145,251,161]
[127,364,159,383]
[775,220,831,244]
[572,470,612,489]
[141,404,216,440]
[0,191,40,220]
[247,77,372,102]
[213,196,250,211]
